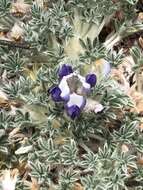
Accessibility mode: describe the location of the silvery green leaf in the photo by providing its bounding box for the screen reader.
[15,145,33,155]
[0,146,8,154]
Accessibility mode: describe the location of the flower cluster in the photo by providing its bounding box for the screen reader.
[49,64,97,119]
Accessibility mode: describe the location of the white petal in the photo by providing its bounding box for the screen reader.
[67,93,85,108]
[94,104,104,113]
[78,74,90,89]
[59,77,70,100]
[84,99,104,113]
[102,60,111,77]
[64,72,74,79]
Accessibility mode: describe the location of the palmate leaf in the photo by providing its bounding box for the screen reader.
[125,0,138,5]
[37,137,60,162]
[0,111,13,130]
[1,50,25,76]
[82,151,97,170]
[70,0,117,23]
[0,0,11,17]
[58,168,79,190]
[112,121,138,143]
[29,161,51,184]
[61,139,78,165]
[0,15,16,31]
[107,49,125,67]
[119,0,137,21]
[31,2,42,20]
[2,81,21,99]
[81,174,109,190]
[79,37,106,62]
[0,145,8,155]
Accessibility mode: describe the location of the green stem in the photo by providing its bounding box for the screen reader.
[78,141,91,153]
[88,133,105,142]
[104,33,119,49]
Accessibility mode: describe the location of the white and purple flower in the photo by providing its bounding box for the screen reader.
[49,64,97,119]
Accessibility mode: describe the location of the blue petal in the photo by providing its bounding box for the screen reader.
[58,64,73,79]
[85,74,97,87]
[66,105,81,119]
[49,86,62,102]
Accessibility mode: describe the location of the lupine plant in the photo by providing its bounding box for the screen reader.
[0,0,143,190]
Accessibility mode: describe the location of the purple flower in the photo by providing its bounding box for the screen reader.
[49,64,97,119]
[86,74,97,87]
[49,86,62,102]
[58,64,73,79]
[66,105,81,119]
